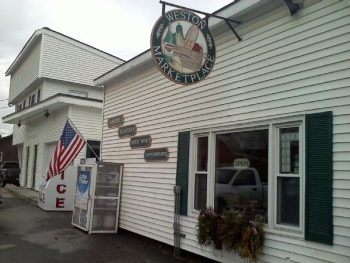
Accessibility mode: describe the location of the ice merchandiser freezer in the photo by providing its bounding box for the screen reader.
[72,162,123,234]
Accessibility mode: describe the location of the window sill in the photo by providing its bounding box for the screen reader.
[186,210,200,220]
[264,228,304,240]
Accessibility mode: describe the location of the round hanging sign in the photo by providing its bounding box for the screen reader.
[150,9,216,85]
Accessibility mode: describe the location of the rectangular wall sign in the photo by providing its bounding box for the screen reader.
[130,135,152,149]
[144,148,169,162]
[118,124,137,138]
[107,115,124,128]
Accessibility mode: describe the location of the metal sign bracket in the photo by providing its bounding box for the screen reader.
[159,1,242,41]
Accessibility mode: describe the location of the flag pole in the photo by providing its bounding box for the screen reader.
[66,116,101,162]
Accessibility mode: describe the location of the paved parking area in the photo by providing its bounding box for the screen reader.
[0,187,218,263]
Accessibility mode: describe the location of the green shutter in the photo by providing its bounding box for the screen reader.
[305,111,333,245]
[176,131,190,216]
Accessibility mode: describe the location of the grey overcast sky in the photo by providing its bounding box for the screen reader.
[0,0,234,136]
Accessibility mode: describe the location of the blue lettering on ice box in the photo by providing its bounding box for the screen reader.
[77,171,91,198]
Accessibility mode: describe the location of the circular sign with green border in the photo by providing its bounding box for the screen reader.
[150,9,216,85]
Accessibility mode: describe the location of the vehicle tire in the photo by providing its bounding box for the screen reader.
[0,177,6,188]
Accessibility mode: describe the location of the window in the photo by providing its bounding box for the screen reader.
[30,94,36,105]
[190,125,298,228]
[17,100,26,111]
[214,129,268,219]
[193,136,208,211]
[276,125,301,229]
[86,140,100,159]
[177,112,333,243]
[28,89,41,106]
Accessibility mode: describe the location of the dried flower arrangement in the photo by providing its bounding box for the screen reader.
[196,207,265,263]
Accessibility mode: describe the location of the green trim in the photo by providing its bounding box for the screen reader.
[305,111,333,245]
[176,131,190,216]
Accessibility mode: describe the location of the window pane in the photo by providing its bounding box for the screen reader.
[233,170,256,186]
[215,129,268,221]
[194,173,207,210]
[280,127,299,174]
[277,177,300,226]
[196,137,208,171]
[216,169,237,184]
[31,95,35,105]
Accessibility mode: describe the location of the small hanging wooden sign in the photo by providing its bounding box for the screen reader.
[144,148,169,162]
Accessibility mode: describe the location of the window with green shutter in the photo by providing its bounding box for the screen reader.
[181,112,334,244]
[305,111,333,245]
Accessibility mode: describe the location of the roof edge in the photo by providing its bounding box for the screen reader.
[3,93,102,123]
[94,49,151,84]
[5,29,42,76]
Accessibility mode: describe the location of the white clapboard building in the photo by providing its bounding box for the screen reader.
[94,1,349,262]
[3,27,124,191]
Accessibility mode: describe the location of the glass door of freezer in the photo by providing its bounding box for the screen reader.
[72,166,94,231]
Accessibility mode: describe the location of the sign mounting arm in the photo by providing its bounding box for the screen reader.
[160,0,242,41]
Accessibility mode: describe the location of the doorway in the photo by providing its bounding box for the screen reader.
[32,145,38,189]
[25,146,30,187]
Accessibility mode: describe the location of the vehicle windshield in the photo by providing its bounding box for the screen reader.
[216,169,238,184]
[3,162,19,169]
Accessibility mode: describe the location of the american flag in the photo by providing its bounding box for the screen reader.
[41,120,86,186]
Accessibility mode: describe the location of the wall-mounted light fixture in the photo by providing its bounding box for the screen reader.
[44,110,50,118]
[283,0,301,16]
[17,121,21,127]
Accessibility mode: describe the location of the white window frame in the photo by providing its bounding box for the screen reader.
[189,133,209,215]
[29,93,37,106]
[273,122,304,234]
[18,100,26,111]
[189,118,305,237]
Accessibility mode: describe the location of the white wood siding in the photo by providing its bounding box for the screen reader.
[13,124,26,146]
[41,34,119,87]
[9,38,41,102]
[43,79,103,100]
[20,108,68,189]
[68,105,102,165]
[102,1,350,263]
[19,105,102,190]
